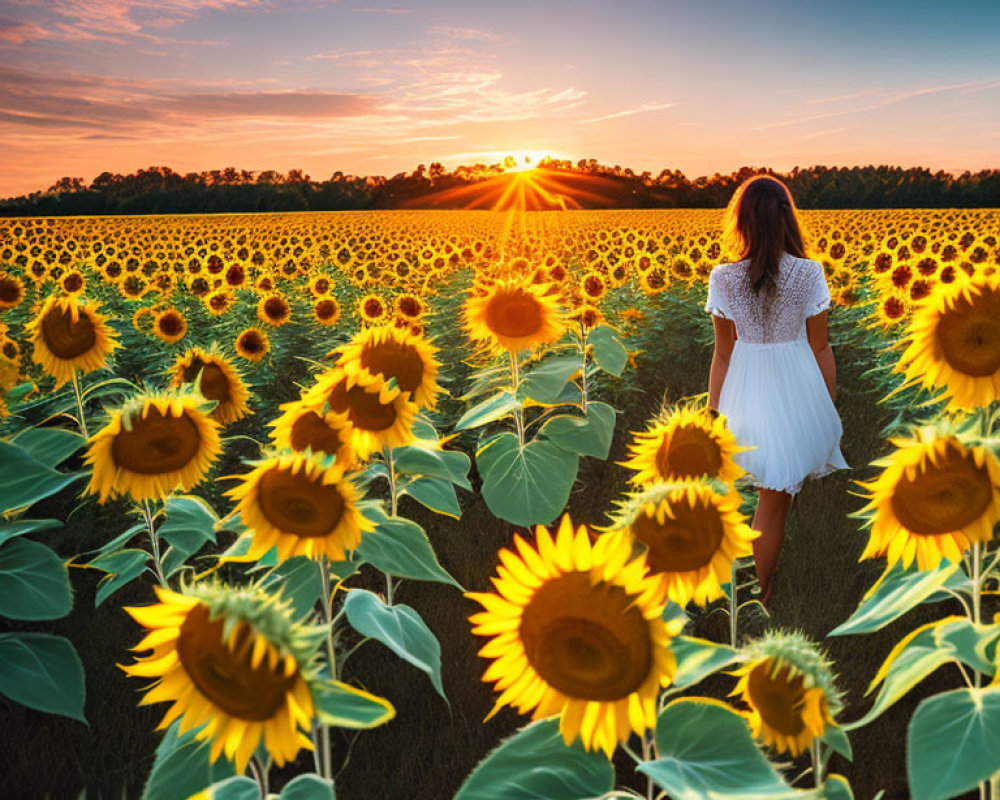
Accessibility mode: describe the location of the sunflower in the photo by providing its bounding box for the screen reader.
[225,452,373,563]
[307,273,333,298]
[121,581,323,774]
[729,631,842,756]
[606,481,758,607]
[639,266,669,295]
[26,294,120,388]
[257,293,292,327]
[330,325,442,409]
[0,272,26,310]
[464,278,566,354]
[313,297,341,327]
[357,293,389,325]
[304,368,417,460]
[851,421,1000,571]
[169,346,251,425]
[204,290,234,317]
[60,271,86,296]
[467,514,684,758]
[153,307,187,344]
[393,292,425,321]
[621,402,749,486]
[581,271,607,302]
[84,392,222,504]
[891,273,1000,411]
[268,399,355,466]
[235,327,270,363]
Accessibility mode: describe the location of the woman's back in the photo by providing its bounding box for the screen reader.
[705,252,830,344]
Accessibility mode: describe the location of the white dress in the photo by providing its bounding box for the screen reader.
[705,252,850,495]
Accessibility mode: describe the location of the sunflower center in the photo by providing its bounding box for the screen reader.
[747,661,807,737]
[633,497,724,573]
[890,443,993,535]
[935,287,1000,377]
[182,358,232,403]
[257,465,346,537]
[0,278,20,303]
[41,303,97,359]
[655,425,722,479]
[484,289,543,338]
[327,379,397,432]
[112,406,202,475]
[176,604,296,721]
[290,410,345,455]
[360,340,424,393]
[519,571,651,701]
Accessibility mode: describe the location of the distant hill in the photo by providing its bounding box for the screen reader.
[1,159,998,216]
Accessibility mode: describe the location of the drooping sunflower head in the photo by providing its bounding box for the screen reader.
[851,417,1000,571]
[303,367,417,461]
[84,391,222,503]
[329,325,442,410]
[169,345,252,425]
[620,401,750,486]
[467,513,685,758]
[730,630,843,757]
[605,480,759,607]
[25,294,120,388]
[268,398,355,467]
[464,277,567,355]
[892,273,1000,411]
[121,580,326,774]
[225,451,374,563]
[235,327,270,363]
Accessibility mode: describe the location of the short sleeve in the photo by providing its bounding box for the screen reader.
[808,261,832,317]
[704,268,731,319]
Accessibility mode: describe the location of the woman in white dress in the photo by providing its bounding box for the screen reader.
[705,175,849,608]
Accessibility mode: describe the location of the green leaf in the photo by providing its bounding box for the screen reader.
[823,774,854,800]
[0,439,83,514]
[822,726,853,762]
[0,518,62,548]
[279,773,336,800]
[670,636,742,689]
[208,776,259,800]
[143,721,235,800]
[539,401,617,459]
[829,560,960,636]
[517,355,581,404]
[401,475,462,518]
[270,555,323,619]
[640,698,791,800]
[908,687,1000,800]
[455,391,520,431]
[158,495,219,576]
[94,522,145,556]
[344,589,446,703]
[0,537,72,620]
[588,324,628,376]
[477,433,578,527]
[312,678,395,729]
[11,427,86,467]
[453,717,614,800]
[392,445,472,490]
[935,618,1000,676]
[0,633,86,723]
[91,548,151,607]
[355,516,462,589]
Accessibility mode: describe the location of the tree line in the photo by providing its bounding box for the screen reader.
[1,159,997,216]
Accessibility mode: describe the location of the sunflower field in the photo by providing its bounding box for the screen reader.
[0,208,999,800]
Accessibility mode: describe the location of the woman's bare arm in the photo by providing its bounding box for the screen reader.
[806,311,836,403]
[708,316,736,410]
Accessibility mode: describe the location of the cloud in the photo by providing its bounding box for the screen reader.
[427,26,501,42]
[0,17,51,43]
[167,91,378,118]
[576,101,674,125]
[351,6,413,12]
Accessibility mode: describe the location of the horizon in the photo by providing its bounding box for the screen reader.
[1,0,998,198]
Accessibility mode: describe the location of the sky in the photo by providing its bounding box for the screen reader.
[0,0,998,197]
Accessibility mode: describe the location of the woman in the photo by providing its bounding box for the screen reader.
[705,174,850,608]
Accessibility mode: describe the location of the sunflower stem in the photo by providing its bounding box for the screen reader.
[385,447,398,517]
[319,556,336,781]
[142,500,168,588]
[811,738,824,788]
[972,542,983,689]
[642,731,654,800]
[509,351,525,446]
[71,367,89,438]
[729,561,738,648]
[579,329,589,414]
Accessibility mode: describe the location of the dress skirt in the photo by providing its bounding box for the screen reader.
[718,338,849,495]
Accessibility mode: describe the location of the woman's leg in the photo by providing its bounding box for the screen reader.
[751,488,794,606]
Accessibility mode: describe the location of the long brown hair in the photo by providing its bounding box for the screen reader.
[721,175,810,296]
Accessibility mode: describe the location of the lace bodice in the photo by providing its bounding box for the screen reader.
[704,252,831,343]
